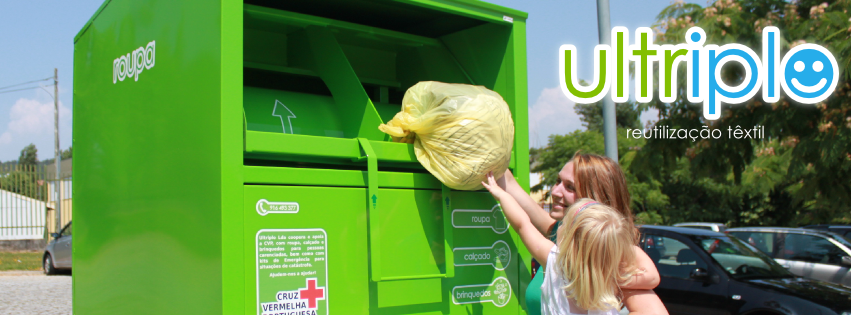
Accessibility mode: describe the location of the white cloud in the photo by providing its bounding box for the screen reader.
[0,97,72,161]
[7,98,66,135]
[528,87,583,148]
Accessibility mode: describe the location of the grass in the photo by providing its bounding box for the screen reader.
[0,251,43,271]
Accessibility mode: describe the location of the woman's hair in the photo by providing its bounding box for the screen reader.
[570,152,633,223]
[557,198,638,310]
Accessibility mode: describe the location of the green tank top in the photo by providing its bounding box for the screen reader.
[524,221,560,315]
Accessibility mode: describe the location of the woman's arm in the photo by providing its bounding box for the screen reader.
[496,169,557,236]
[622,289,668,315]
[622,247,660,290]
[483,172,554,266]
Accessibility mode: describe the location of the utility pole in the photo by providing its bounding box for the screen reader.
[53,68,61,234]
[597,0,618,161]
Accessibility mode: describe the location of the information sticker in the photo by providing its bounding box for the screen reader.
[256,229,328,315]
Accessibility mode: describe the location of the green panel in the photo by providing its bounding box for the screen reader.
[76,0,528,314]
[244,87,346,137]
[243,166,441,189]
[221,0,245,314]
[374,100,403,124]
[445,191,521,314]
[244,28,287,67]
[244,5,443,48]
[245,132,361,160]
[440,22,512,89]
[244,132,423,166]
[340,44,399,87]
[397,45,474,88]
[376,189,445,279]
[73,0,223,314]
[244,185,370,314]
[402,0,528,23]
[377,278,443,308]
[305,26,385,140]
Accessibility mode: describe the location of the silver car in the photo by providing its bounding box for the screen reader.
[727,227,851,286]
[673,222,727,232]
[43,221,72,274]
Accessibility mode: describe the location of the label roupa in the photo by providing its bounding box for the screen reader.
[113,40,155,84]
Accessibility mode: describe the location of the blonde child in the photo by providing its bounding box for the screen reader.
[482,173,641,315]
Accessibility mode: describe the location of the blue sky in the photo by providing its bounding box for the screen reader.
[0,0,695,162]
[0,1,104,162]
[482,0,699,148]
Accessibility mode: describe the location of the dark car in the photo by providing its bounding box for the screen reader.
[803,224,851,240]
[640,225,851,315]
[43,221,72,275]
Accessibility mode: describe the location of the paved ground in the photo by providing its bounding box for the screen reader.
[0,271,72,315]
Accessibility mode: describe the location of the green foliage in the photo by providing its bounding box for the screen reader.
[530,129,604,193]
[41,146,73,166]
[633,0,851,226]
[1,144,46,200]
[530,120,668,218]
[533,0,851,226]
[18,144,37,166]
[61,146,72,160]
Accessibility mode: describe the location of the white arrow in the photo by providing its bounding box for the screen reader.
[272,100,296,134]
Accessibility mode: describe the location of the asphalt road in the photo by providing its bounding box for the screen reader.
[0,271,72,315]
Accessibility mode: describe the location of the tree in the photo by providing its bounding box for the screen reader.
[42,146,73,165]
[634,0,851,225]
[530,100,669,221]
[61,146,72,160]
[18,144,37,166]
[1,144,43,200]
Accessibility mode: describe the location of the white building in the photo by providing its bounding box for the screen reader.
[0,189,47,240]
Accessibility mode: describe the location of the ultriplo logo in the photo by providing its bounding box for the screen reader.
[560,27,839,120]
[113,40,155,84]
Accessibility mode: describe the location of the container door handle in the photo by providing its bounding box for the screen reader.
[357,139,455,281]
[442,184,455,278]
[355,138,382,282]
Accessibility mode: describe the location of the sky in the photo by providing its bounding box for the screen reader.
[482,0,700,148]
[0,0,696,162]
[0,1,105,162]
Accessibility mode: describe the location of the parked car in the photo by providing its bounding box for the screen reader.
[643,234,667,255]
[803,224,851,240]
[640,225,851,315]
[673,222,728,232]
[727,227,851,287]
[44,221,72,275]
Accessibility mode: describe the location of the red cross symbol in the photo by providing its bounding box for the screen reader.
[299,278,325,309]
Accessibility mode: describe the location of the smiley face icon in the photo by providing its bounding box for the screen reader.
[780,44,839,104]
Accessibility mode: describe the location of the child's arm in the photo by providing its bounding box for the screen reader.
[495,169,558,236]
[482,172,554,267]
[622,247,660,290]
[622,289,669,315]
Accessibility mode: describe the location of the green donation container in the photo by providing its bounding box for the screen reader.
[73,0,530,314]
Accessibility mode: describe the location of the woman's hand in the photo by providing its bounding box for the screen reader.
[481,171,510,202]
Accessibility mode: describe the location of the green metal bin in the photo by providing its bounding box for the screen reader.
[73,1,530,314]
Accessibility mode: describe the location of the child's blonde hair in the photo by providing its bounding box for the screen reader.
[556,198,638,310]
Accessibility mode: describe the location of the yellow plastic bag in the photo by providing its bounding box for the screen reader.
[379,81,514,190]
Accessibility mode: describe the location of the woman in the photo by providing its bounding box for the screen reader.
[497,152,667,315]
